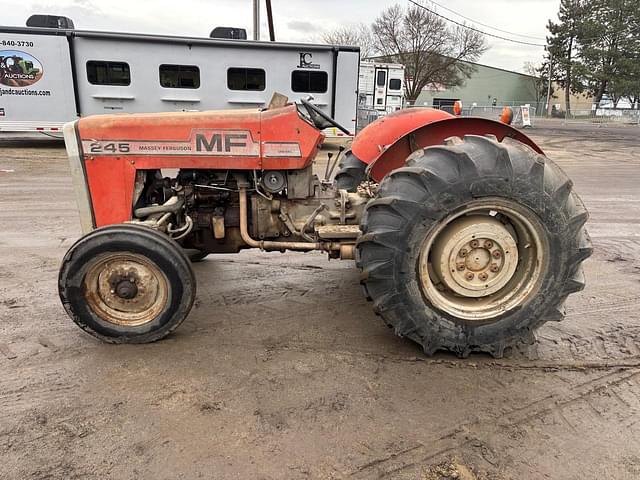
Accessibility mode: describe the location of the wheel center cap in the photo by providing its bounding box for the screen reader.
[115,279,138,299]
[465,248,491,271]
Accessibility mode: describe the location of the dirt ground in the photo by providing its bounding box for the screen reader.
[1,121,639,480]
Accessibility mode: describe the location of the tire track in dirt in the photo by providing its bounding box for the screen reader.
[348,368,640,479]
[4,299,640,374]
[0,368,82,420]
[538,321,640,363]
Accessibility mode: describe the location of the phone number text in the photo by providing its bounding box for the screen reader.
[1,40,35,47]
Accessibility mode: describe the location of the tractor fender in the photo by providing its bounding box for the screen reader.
[351,108,544,182]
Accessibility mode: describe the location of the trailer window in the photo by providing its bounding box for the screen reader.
[291,70,328,93]
[86,61,130,86]
[227,68,265,91]
[159,64,200,89]
[376,70,386,87]
[389,78,402,90]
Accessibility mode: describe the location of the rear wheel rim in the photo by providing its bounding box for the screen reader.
[418,198,547,322]
[83,253,169,327]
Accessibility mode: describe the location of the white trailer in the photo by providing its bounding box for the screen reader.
[0,26,360,135]
[357,61,405,113]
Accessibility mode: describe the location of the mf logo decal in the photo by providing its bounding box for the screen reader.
[83,129,260,156]
[298,52,320,69]
[195,131,251,153]
[0,50,43,87]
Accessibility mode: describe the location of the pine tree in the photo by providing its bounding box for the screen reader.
[546,0,585,116]
[577,0,640,106]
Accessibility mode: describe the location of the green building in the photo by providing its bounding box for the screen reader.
[413,60,543,114]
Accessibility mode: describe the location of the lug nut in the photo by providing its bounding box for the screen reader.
[479,272,488,281]
[490,264,500,272]
[456,263,465,271]
[484,240,494,249]
[492,250,502,259]
[470,240,480,248]
[465,272,475,280]
[459,248,468,257]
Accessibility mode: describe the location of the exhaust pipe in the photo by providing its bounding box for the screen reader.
[239,187,340,252]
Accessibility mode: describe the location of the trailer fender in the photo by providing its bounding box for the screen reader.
[351,110,544,182]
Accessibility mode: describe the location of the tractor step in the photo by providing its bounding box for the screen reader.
[315,225,361,239]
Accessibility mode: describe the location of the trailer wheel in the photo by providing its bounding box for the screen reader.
[356,135,592,358]
[335,150,367,192]
[59,224,196,343]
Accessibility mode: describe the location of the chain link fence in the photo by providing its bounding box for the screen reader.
[357,100,640,131]
[356,106,405,132]
[464,100,640,126]
[356,108,381,132]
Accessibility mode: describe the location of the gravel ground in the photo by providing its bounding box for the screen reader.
[0,122,639,480]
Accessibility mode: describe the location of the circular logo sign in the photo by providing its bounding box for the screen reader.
[0,50,43,87]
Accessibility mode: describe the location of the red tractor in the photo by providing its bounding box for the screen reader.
[59,95,591,357]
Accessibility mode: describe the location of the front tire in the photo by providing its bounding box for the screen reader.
[356,135,592,357]
[59,224,196,343]
[335,150,367,192]
[185,249,209,263]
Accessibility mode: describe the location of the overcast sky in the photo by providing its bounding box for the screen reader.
[4,0,560,73]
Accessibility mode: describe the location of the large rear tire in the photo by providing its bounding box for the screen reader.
[356,135,592,358]
[59,224,196,343]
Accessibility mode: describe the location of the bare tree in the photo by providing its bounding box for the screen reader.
[320,24,378,59]
[372,3,487,103]
[523,61,549,110]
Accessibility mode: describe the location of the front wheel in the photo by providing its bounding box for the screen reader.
[59,224,196,343]
[356,135,592,358]
[184,249,209,263]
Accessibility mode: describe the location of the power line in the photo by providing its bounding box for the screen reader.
[407,0,546,47]
[425,0,546,41]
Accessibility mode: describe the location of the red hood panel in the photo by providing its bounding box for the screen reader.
[76,104,323,170]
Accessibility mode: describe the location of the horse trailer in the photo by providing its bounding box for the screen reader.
[0,25,360,136]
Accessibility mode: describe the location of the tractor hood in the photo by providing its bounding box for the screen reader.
[75,104,323,169]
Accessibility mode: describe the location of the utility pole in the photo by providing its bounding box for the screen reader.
[252,0,260,41]
[266,0,275,41]
[545,53,553,117]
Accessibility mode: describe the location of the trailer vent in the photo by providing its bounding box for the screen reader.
[210,27,247,40]
[26,14,75,29]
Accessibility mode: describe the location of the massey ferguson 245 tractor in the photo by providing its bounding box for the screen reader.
[59,95,592,357]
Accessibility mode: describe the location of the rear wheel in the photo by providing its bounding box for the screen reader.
[356,135,592,357]
[59,224,196,343]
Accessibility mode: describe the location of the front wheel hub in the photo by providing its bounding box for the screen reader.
[84,253,169,327]
[114,278,138,299]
